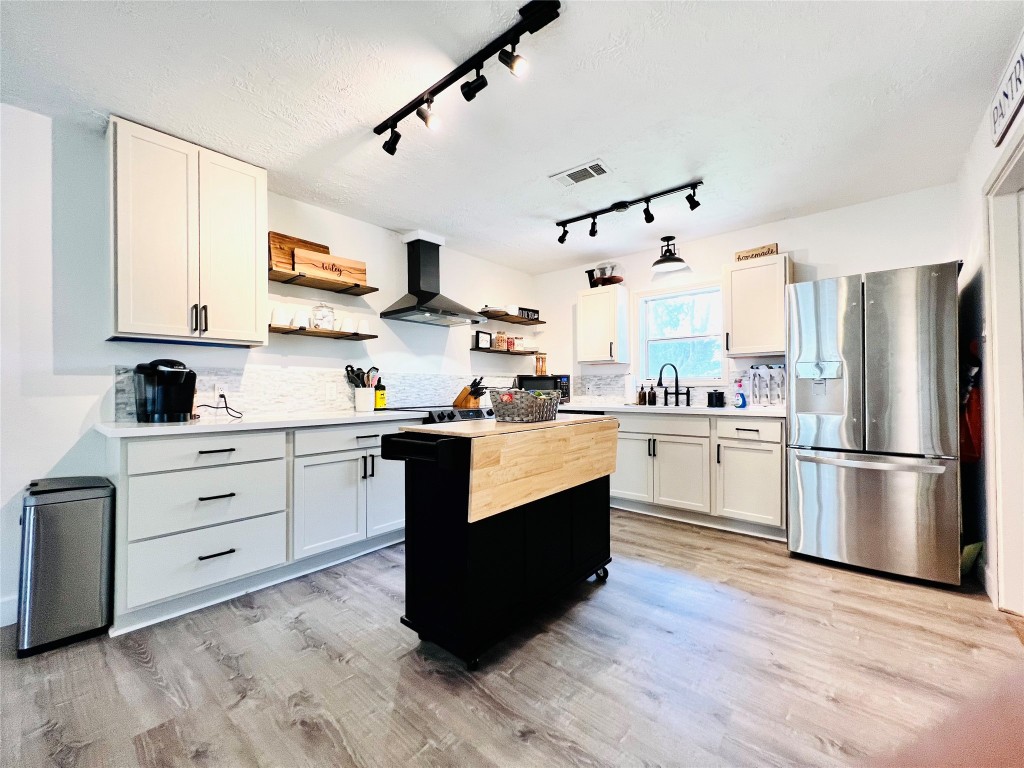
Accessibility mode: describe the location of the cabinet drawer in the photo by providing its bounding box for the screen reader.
[126,431,285,475]
[717,418,782,443]
[127,459,285,541]
[294,420,419,456]
[125,512,286,608]
[617,414,710,438]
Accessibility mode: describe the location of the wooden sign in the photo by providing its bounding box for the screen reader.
[734,243,778,262]
[268,231,329,273]
[293,248,367,286]
[991,31,1024,146]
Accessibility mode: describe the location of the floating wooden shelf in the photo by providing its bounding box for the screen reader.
[479,309,545,326]
[269,324,377,341]
[470,345,540,356]
[269,268,379,296]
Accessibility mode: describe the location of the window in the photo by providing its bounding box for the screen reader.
[639,287,723,381]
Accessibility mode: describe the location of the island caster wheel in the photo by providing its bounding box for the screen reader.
[595,567,609,582]
[466,658,480,671]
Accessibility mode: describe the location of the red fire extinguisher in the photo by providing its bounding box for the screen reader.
[960,340,983,464]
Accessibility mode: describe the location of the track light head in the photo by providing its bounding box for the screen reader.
[461,69,489,102]
[589,218,598,237]
[499,46,528,77]
[557,226,568,244]
[382,127,401,155]
[685,190,700,211]
[643,200,654,224]
[416,100,440,130]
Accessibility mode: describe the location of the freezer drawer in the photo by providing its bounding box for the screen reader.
[788,449,960,584]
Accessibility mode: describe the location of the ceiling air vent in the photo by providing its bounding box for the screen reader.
[550,159,611,188]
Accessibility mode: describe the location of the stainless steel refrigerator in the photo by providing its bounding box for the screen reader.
[786,261,961,584]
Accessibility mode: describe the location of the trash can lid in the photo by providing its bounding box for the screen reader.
[25,477,114,496]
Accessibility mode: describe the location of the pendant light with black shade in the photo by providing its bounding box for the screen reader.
[651,236,690,273]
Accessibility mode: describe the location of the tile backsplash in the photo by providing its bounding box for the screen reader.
[115,365,515,421]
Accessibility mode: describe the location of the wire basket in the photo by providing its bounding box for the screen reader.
[490,388,561,422]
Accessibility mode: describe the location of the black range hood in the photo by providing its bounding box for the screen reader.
[380,235,485,327]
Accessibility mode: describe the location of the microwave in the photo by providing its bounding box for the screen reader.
[515,374,571,403]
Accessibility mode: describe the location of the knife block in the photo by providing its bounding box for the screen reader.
[453,387,481,409]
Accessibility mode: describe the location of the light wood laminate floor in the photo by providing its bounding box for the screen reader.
[2,511,1022,767]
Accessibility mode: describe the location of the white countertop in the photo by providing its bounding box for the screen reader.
[560,403,787,418]
[94,410,429,438]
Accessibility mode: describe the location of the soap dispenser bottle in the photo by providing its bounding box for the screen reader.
[646,384,657,406]
[733,378,747,408]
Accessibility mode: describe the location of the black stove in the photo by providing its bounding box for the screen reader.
[388,406,495,424]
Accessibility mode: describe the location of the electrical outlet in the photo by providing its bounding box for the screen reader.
[215,385,225,399]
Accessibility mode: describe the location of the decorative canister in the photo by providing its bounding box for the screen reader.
[310,302,335,330]
[493,330,507,350]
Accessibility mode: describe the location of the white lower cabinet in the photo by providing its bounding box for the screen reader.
[366,450,405,537]
[292,450,367,558]
[610,433,655,502]
[291,448,406,559]
[652,435,711,513]
[714,438,783,526]
[610,432,710,512]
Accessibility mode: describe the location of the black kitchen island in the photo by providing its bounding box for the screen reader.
[381,414,619,669]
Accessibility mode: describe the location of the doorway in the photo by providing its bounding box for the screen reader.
[985,145,1024,616]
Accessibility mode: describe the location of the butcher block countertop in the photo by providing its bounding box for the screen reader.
[399,413,617,438]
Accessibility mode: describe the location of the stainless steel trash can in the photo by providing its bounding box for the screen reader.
[17,477,114,658]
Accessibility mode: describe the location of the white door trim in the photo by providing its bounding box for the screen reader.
[984,133,1024,617]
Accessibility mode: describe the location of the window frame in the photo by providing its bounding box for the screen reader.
[632,281,726,386]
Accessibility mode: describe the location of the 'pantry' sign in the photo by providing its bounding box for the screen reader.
[992,32,1024,146]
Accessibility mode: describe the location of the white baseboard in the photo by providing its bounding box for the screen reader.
[1,594,17,627]
[611,499,787,542]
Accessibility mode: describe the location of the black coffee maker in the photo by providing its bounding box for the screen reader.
[134,359,196,423]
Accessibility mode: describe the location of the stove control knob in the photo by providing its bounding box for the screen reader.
[447,410,458,421]
[486,409,494,417]
[433,412,447,422]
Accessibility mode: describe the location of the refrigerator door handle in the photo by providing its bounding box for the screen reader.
[795,454,946,474]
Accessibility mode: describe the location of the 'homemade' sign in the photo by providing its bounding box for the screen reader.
[734,243,778,262]
[992,32,1024,147]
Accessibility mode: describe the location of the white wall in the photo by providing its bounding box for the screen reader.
[534,183,961,377]
[0,105,538,625]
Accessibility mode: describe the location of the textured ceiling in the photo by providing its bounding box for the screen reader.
[2,1,1021,273]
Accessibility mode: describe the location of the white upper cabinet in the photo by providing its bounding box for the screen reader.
[577,285,630,363]
[722,254,790,356]
[198,149,267,344]
[110,117,268,346]
[112,119,200,339]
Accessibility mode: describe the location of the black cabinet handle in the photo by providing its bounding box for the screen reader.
[356,434,381,440]
[200,304,209,333]
[198,548,235,562]
[190,304,199,332]
[725,332,730,351]
[647,438,652,457]
[197,492,236,502]
[198,447,236,455]
[370,454,376,477]
[717,444,721,463]
[361,455,368,480]
[652,438,657,458]
[736,427,760,433]
[609,341,613,358]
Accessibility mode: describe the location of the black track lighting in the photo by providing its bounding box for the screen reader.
[416,99,440,130]
[461,68,488,101]
[373,1,560,154]
[554,179,703,237]
[499,46,528,77]
[643,200,654,224]
[382,127,401,155]
[557,226,568,244]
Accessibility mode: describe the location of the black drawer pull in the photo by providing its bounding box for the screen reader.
[370,454,376,477]
[198,548,236,561]
[736,428,760,433]
[355,434,381,440]
[361,455,368,480]
[198,448,236,455]
[717,444,721,463]
[197,492,236,502]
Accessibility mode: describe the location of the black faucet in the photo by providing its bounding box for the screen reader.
[656,363,691,407]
